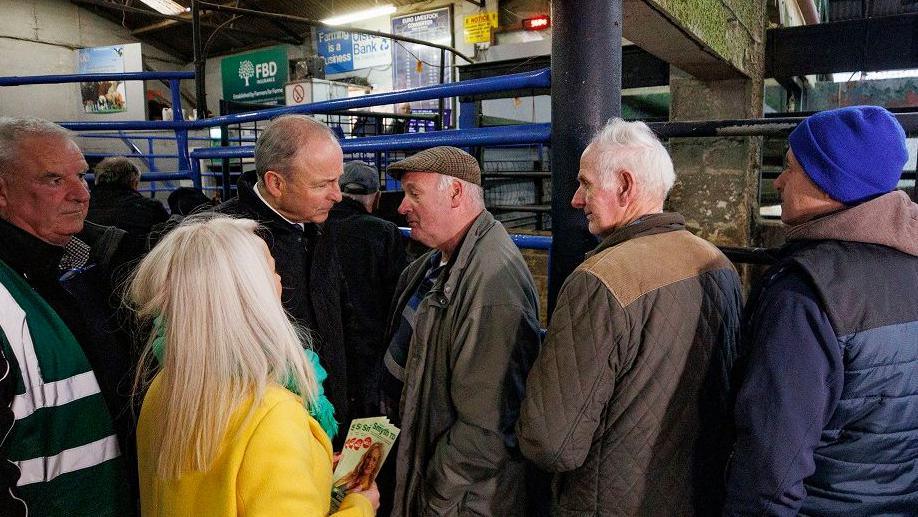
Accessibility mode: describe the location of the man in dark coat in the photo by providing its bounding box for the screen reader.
[214,115,354,434]
[87,156,168,236]
[725,106,918,515]
[326,161,407,419]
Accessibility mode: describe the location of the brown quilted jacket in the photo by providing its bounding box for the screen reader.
[517,213,743,516]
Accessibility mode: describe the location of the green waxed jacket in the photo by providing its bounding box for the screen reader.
[388,210,541,517]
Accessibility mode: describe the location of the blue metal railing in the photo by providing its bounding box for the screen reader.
[1,68,553,201]
[1,70,197,186]
[190,125,551,160]
[35,68,550,132]
[0,71,195,86]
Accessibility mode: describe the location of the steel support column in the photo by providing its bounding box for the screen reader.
[192,1,207,118]
[549,0,622,315]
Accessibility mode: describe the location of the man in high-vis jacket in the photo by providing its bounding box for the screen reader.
[0,117,136,516]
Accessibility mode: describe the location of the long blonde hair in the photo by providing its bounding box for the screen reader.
[130,214,318,478]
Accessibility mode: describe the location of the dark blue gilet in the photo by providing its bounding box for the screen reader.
[787,240,918,516]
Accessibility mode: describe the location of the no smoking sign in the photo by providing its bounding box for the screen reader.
[292,84,305,103]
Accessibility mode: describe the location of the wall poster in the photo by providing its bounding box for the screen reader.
[78,45,128,114]
[391,7,453,111]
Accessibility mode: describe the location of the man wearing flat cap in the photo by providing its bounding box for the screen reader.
[725,106,918,515]
[326,161,407,420]
[381,146,541,516]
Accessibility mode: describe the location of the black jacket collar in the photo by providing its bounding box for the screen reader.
[0,218,66,277]
[235,171,320,239]
[330,197,369,217]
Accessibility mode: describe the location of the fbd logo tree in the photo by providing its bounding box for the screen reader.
[238,60,255,86]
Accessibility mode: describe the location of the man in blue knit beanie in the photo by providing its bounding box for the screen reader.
[725,105,918,515]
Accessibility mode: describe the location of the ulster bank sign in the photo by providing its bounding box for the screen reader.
[316,29,392,75]
[221,46,289,105]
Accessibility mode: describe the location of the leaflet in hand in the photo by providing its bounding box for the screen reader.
[330,416,400,510]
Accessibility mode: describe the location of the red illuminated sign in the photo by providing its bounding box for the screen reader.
[523,15,551,31]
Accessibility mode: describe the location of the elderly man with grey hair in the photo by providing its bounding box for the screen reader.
[214,114,359,445]
[87,156,168,236]
[0,117,136,516]
[517,118,743,515]
[381,146,541,516]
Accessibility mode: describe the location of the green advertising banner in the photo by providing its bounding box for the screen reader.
[221,46,288,105]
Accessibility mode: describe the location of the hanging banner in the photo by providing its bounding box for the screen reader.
[463,12,497,44]
[221,46,289,105]
[391,7,452,110]
[317,29,392,75]
[78,45,127,114]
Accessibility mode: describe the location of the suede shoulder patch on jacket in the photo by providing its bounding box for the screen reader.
[579,230,733,307]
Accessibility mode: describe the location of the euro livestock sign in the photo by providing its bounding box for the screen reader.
[221,46,289,105]
[317,29,392,75]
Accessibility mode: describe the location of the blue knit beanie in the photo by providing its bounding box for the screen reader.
[788,105,907,204]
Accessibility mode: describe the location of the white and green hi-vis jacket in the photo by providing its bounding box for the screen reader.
[0,258,132,516]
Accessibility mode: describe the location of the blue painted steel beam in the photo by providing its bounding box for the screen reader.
[79,133,217,142]
[194,69,550,128]
[189,124,552,160]
[53,69,551,132]
[83,153,178,159]
[0,71,194,86]
[399,227,552,251]
[87,171,191,182]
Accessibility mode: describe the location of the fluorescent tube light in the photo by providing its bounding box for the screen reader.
[139,0,186,16]
[321,4,396,26]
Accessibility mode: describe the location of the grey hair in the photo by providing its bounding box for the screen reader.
[437,174,485,210]
[94,156,141,187]
[587,118,676,201]
[0,117,74,177]
[254,115,339,180]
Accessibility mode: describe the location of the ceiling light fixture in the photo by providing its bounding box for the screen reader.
[321,4,396,26]
[138,0,186,16]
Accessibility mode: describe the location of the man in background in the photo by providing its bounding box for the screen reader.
[87,156,168,236]
[326,160,407,419]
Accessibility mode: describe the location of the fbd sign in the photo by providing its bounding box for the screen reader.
[221,47,289,104]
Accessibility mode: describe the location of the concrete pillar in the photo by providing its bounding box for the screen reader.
[666,68,764,248]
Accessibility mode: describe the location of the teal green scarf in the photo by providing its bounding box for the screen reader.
[151,316,338,439]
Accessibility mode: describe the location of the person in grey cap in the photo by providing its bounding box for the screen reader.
[380,146,541,516]
[326,161,407,420]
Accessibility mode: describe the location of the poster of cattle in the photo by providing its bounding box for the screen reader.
[78,45,127,114]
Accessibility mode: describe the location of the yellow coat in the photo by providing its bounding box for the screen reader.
[138,377,373,516]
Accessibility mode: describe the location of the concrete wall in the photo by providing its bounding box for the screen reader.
[0,0,182,120]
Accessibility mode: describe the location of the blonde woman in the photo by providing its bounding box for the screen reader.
[131,215,378,516]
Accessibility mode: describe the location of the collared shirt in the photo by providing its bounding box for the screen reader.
[253,181,305,230]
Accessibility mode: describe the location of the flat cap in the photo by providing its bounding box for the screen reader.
[340,161,380,194]
[386,146,481,186]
